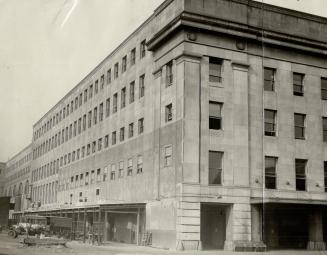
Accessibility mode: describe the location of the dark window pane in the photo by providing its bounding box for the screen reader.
[209,118,221,130]
[209,151,223,185]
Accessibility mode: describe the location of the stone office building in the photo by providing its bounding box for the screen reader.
[6,0,327,251]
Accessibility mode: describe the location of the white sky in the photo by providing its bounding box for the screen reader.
[0,0,326,162]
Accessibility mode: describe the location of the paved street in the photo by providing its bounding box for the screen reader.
[0,233,327,255]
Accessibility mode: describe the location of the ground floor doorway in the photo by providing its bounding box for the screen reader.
[200,203,227,250]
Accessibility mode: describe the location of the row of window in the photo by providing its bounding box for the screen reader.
[59,155,144,192]
[209,151,327,192]
[32,160,59,183]
[33,78,146,159]
[34,40,147,141]
[31,181,58,205]
[209,100,327,141]
[265,157,327,192]
[6,152,32,172]
[264,67,327,98]
[7,166,31,183]
[58,119,144,169]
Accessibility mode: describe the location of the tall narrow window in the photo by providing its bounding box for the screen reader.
[112,131,116,145]
[264,109,276,136]
[129,81,135,103]
[92,141,96,153]
[79,93,82,106]
[83,114,86,131]
[110,164,116,180]
[121,87,126,108]
[89,84,93,98]
[137,155,143,174]
[264,67,275,91]
[295,159,307,191]
[87,142,91,155]
[166,61,173,86]
[122,56,127,72]
[324,162,327,192]
[120,127,125,141]
[129,123,134,138]
[131,48,136,65]
[78,118,81,134]
[93,107,97,125]
[104,135,109,148]
[294,113,305,139]
[165,104,172,122]
[97,168,101,182]
[209,57,222,83]
[127,158,133,176]
[140,40,146,58]
[209,102,222,130]
[114,63,119,79]
[138,118,144,134]
[95,80,98,94]
[107,69,111,84]
[100,75,104,90]
[321,78,327,100]
[293,73,304,96]
[139,74,145,98]
[106,98,110,117]
[119,161,124,178]
[164,145,172,167]
[84,89,88,102]
[113,93,118,113]
[265,157,277,189]
[323,117,327,142]
[209,151,223,185]
[98,138,102,151]
[99,103,103,121]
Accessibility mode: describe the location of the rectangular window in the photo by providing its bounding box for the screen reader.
[96,188,100,196]
[83,114,86,131]
[112,131,116,145]
[100,75,104,90]
[103,167,107,181]
[323,117,327,142]
[99,103,103,121]
[88,111,92,128]
[164,145,172,167]
[265,156,277,189]
[122,56,127,72]
[87,144,90,155]
[77,149,80,160]
[139,74,145,98]
[63,107,66,119]
[92,141,96,153]
[98,138,102,151]
[79,93,83,106]
[104,135,109,148]
[140,40,146,58]
[131,48,136,65]
[209,151,223,185]
[113,93,118,113]
[78,118,81,134]
[114,63,119,79]
[120,127,125,141]
[138,118,144,134]
[93,107,97,124]
[89,84,93,98]
[324,162,327,192]
[107,69,111,84]
[85,172,89,185]
[75,97,78,109]
[293,73,304,96]
[209,102,222,130]
[121,87,126,108]
[129,81,135,103]
[81,146,85,157]
[84,89,88,102]
[91,170,95,184]
[295,159,307,191]
[73,121,77,136]
[166,61,173,86]
[264,67,275,91]
[97,168,101,182]
[137,155,143,174]
[209,57,222,83]
[294,113,305,139]
[321,78,327,100]
[110,164,116,180]
[119,161,124,178]
[106,98,110,117]
[95,80,98,94]
[165,104,172,122]
[128,123,134,138]
[264,109,277,136]
[127,158,133,176]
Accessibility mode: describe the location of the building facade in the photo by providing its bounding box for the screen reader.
[4,0,327,251]
[3,144,32,213]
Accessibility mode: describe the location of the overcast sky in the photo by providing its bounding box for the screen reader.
[0,0,326,162]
